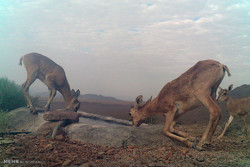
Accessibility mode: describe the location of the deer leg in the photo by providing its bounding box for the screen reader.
[211,79,222,101]
[206,85,221,143]
[195,94,221,150]
[44,88,56,112]
[22,70,38,114]
[23,93,30,108]
[46,89,52,110]
[242,115,248,137]
[206,107,222,143]
[170,119,197,142]
[217,115,234,139]
[163,108,193,148]
[44,74,57,112]
[210,88,217,101]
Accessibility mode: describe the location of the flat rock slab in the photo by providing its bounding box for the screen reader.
[65,117,173,147]
[43,111,79,122]
[8,107,46,132]
[9,108,174,147]
[36,122,62,136]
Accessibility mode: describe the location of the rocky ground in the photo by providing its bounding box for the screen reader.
[0,123,249,167]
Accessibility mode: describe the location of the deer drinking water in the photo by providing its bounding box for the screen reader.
[217,84,249,139]
[129,60,231,150]
[19,53,80,114]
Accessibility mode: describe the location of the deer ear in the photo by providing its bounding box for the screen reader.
[134,95,143,109]
[145,96,152,104]
[71,89,76,96]
[75,89,80,98]
[228,84,233,91]
[218,87,223,93]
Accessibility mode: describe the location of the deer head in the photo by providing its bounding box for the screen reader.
[129,95,152,127]
[66,89,81,112]
[217,84,233,102]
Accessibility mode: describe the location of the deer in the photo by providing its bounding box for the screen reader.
[217,84,249,139]
[129,60,231,150]
[19,53,81,114]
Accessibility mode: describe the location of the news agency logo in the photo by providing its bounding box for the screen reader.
[3,159,44,164]
[4,159,20,164]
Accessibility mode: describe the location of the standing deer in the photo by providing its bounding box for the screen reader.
[217,85,249,139]
[129,60,231,150]
[19,53,80,114]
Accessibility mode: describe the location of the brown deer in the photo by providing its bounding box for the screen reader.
[19,53,81,114]
[129,60,231,150]
[217,85,249,139]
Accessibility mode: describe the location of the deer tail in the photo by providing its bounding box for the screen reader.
[223,65,231,77]
[19,56,23,66]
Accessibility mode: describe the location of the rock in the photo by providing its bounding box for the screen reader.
[127,145,135,149]
[98,151,105,155]
[5,147,16,155]
[133,155,139,160]
[55,134,65,141]
[69,139,77,144]
[80,161,96,167]
[65,119,174,147]
[196,157,205,162]
[0,139,15,145]
[106,148,115,155]
[45,144,53,151]
[9,108,175,148]
[182,148,190,155]
[36,122,61,136]
[43,111,79,122]
[8,107,46,132]
[62,159,72,166]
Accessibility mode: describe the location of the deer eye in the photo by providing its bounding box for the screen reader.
[223,92,227,96]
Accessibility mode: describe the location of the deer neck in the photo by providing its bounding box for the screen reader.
[141,99,160,117]
[57,83,73,106]
[226,96,235,107]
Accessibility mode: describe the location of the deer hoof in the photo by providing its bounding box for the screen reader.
[29,108,37,115]
[194,145,204,151]
[44,106,49,112]
[33,111,38,115]
[32,110,38,115]
[203,142,212,149]
[192,138,199,147]
[217,136,222,140]
[192,140,204,151]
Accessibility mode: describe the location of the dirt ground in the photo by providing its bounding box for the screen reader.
[1,123,249,167]
[1,100,249,166]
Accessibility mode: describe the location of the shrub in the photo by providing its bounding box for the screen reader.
[0,110,10,132]
[0,77,26,111]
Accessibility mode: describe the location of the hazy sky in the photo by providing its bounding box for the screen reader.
[0,0,249,100]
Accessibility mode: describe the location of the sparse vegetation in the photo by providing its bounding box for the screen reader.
[0,77,26,111]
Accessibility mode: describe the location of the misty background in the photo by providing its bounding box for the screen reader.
[0,0,249,100]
